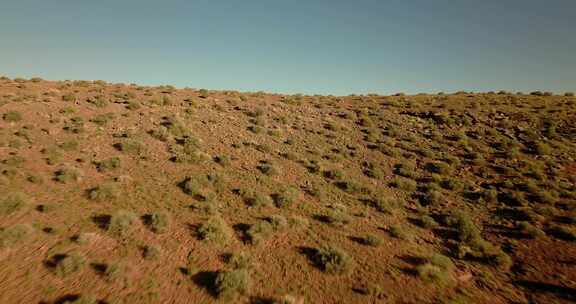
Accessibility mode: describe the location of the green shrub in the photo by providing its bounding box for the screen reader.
[257,162,279,176]
[214,155,231,166]
[147,212,170,234]
[142,245,161,260]
[314,246,354,274]
[114,139,144,155]
[52,252,86,277]
[517,221,545,239]
[225,252,252,269]
[548,225,576,241]
[126,101,141,110]
[389,225,411,240]
[416,253,454,286]
[447,212,481,243]
[268,215,289,230]
[440,178,463,191]
[54,166,83,183]
[96,157,121,172]
[416,264,449,285]
[247,220,273,245]
[103,262,124,282]
[198,217,232,245]
[335,179,371,195]
[214,269,250,300]
[88,183,120,201]
[362,234,383,247]
[239,189,272,207]
[63,116,85,133]
[0,192,29,215]
[108,210,137,237]
[317,209,351,227]
[90,113,115,126]
[390,177,417,192]
[363,162,384,179]
[394,162,417,178]
[534,142,551,155]
[3,111,22,122]
[0,224,33,248]
[323,168,343,180]
[272,187,299,208]
[59,139,79,151]
[425,162,452,175]
[42,147,63,165]
[181,174,220,201]
[62,93,76,102]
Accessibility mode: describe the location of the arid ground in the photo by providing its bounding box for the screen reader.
[0,76,575,303]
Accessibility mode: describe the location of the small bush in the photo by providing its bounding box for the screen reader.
[362,234,383,247]
[394,162,417,178]
[214,155,231,166]
[142,244,162,260]
[316,209,351,227]
[0,192,29,215]
[257,162,279,176]
[54,166,83,183]
[90,113,115,126]
[52,252,86,277]
[390,177,417,192]
[59,140,79,151]
[323,168,344,180]
[225,252,252,269]
[314,246,354,274]
[247,220,273,245]
[416,253,454,286]
[517,221,545,239]
[103,262,124,282]
[62,93,76,102]
[425,162,452,175]
[3,111,22,122]
[181,174,218,201]
[416,264,449,285]
[419,215,438,229]
[0,224,33,248]
[214,269,250,300]
[239,189,272,208]
[447,212,481,243]
[96,157,121,172]
[126,101,141,110]
[108,210,137,237]
[389,225,411,240]
[548,225,576,241]
[42,147,63,165]
[335,179,371,195]
[146,212,170,234]
[272,187,299,208]
[114,139,144,155]
[198,217,232,245]
[88,183,120,201]
[534,142,552,155]
[363,162,384,179]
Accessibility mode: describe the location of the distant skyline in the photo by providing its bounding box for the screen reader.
[1,0,575,95]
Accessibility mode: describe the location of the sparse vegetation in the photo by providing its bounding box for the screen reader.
[0,192,29,215]
[0,77,573,303]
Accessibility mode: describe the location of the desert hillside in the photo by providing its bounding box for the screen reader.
[0,76,575,303]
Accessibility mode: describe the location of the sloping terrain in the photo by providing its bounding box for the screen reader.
[0,76,575,304]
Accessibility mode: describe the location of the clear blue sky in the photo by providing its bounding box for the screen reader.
[1,0,575,95]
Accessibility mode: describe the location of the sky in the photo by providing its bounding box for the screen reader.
[0,0,575,95]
